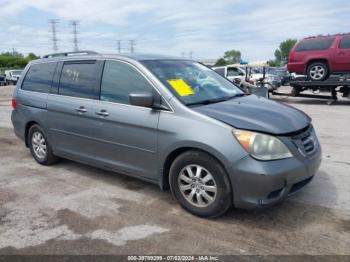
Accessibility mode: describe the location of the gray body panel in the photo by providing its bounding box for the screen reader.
[90,101,159,179]
[11,53,322,209]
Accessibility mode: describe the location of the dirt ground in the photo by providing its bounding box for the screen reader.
[0,85,349,255]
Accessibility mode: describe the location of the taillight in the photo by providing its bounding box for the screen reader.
[12,98,17,109]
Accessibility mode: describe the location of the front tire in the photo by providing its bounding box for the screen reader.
[169,150,232,218]
[307,62,329,81]
[28,124,58,165]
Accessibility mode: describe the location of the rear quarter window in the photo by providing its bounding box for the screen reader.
[22,62,57,93]
[295,38,335,52]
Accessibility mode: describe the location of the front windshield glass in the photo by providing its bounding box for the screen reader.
[142,60,244,106]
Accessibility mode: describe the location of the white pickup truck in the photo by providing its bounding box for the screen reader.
[5,70,23,85]
[212,65,246,83]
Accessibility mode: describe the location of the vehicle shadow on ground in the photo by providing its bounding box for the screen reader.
[51,158,344,232]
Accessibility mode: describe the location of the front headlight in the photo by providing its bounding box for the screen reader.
[233,130,293,160]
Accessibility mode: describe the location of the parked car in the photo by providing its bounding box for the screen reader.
[11,51,321,217]
[5,69,23,85]
[212,65,246,83]
[0,74,6,86]
[249,68,281,90]
[213,64,281,91]
[267,67,293,86]
[288,33,350,81]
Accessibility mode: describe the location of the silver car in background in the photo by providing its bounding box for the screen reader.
[11,51,321,217]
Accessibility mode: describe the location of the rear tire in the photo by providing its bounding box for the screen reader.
[307,62,329,81]
[28,124,58,165]
[169,150,232,218]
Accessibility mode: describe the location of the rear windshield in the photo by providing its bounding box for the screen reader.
[295,38,335,52]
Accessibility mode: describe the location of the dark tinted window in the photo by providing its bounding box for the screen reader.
[295,38,335,52]
[22,62,56,93]
[339,36,350,49]
[100,60,154,105]
[213,67,225,76]
[227,67,241,77]
[59,61,101,99]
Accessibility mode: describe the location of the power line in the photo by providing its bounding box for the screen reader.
[70,20,79,52]
[49,19,59,51]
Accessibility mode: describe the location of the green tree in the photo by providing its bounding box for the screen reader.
[214,58,227,66]
[0,51,40,73]
[267,59,281,67]
[215,49,242,66]
[223,49,241,64]
[273,38,297,66]
[26,53,39,61]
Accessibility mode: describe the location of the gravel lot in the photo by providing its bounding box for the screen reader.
[0,85,349,255]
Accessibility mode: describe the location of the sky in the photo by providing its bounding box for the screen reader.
[1,0,350,61]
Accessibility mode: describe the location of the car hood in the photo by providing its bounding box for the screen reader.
[193,95,311,135]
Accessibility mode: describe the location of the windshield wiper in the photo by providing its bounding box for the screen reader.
[187,94,246,106]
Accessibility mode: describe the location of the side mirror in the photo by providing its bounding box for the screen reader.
[129,92,154,108]
[239,72,244,76]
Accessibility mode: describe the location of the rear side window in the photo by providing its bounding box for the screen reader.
[100,60,154,105]
[339,36,350,49]
[22,62,57,93]
[295,38,335,52]
[58,61,101,99]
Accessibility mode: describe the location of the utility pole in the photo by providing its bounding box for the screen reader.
[117,40,121,53]
[129,40,135,53]
[70,20,79,52]
[189,51,193,59]
[49,19,59,51]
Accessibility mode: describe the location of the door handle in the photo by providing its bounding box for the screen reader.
[75,106,87,113]
[338,51,345,55]
[95,109,109,117]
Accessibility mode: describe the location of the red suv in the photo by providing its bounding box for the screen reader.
[288,34,350,81]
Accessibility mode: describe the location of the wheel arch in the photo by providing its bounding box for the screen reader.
[305,58,331,75]
[160,146,232,191]
[24,121,39,147]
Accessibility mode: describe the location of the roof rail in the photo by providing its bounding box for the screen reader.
[43,51,99,58]
[304,32,350,39]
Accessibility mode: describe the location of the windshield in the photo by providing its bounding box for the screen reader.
[142,60,244,106]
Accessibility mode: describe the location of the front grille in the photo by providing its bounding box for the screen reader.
[301,132,315,154]
[291,126,318,156]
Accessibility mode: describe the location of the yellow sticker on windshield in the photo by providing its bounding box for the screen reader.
[167,79,195,96]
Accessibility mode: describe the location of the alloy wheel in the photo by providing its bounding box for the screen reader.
[309,65,326,80]
[32,131,47,159]
[178,164,217,208]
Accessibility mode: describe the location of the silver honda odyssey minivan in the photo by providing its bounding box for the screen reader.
[11,51,321,217]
